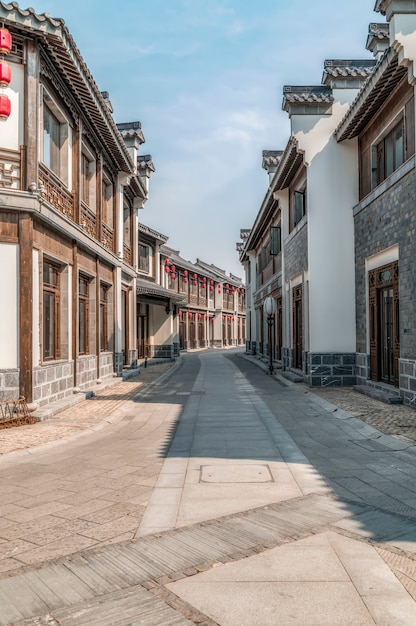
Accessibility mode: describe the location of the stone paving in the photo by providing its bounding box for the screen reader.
[0,350,416,625]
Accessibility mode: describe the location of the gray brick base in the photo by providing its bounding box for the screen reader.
[306,353,356,387]
[399,358,416,408]
[0,369,19,402]
[33,361,74,407]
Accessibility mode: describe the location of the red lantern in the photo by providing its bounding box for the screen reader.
[228,317,231,321]
[193,273,197,279]
[202,276,207,282]
[193,280,197,286]
[178,311,182,317]
[198,313,202,319]
[170,265,176,272]
[0,94,11,121]
[171,272,176,279]
[210,286,214,291]
[188,312,193,319]
[0,28,12,55]
[184,277,188,283]
[165,266,170,273]
[0,61,11,87]
[183,270,188,276]
[165,259,170,265]
[205,314,209,319]
[232,316,234,321]
[210,279,214,285]
[211,317,214,323]
[225,290,229,294]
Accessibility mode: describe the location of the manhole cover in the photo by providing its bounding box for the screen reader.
[200,464,274,483]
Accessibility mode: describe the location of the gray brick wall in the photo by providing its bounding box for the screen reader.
[355,166,416,357]
[284,222,308,280]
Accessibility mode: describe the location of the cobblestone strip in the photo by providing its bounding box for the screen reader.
[376,547,416,601]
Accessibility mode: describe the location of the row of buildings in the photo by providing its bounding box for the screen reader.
[0,2,245,411]
[239,0,416,406]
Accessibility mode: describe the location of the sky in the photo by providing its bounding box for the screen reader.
[20,0,382,277]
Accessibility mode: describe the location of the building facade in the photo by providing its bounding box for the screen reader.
[240,0,416,406]
[0,5,149,408]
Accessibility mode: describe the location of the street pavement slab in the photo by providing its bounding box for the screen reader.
[0,349,416,625]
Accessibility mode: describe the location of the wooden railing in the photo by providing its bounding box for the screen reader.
[39,164,74,220]
[80,202,97,238]
[101,222,114,252]
[123,242,132,265]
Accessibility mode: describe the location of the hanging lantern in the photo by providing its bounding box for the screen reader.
[202,276,207,282]
[0,28,12,55]
[183,270,188,276]
[0,61,11,87]
[210,279,214,285]
[211,317,214,323]
[171,272,176,279]
[193,273,197,279]
[232,316,235,321]
[178,310,182,317]
[170,265,176,272]
[210,286,214,291]
[225,289,229,294]
[228,317,231,321]
[184,277,188,283]
[193,280,197,286]
[205,314,209,319]
[165,266,170,273]
[0,94,11,121]
[188,312,193,319]
[198,313,202,319]
[165,259,170,265]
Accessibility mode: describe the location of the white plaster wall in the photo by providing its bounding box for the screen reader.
[151,305,172,345]
[0,243,18,368]
[1,63,24,151]
[307,136,358,352]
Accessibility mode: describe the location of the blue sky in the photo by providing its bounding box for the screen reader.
[24,1,381,277]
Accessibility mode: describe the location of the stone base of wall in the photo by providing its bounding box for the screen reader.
[307,353,356,387]
[173,343,180,357]
[399,359,416,408]
[99,352,114,381]
[127,349,138,369]
[33,361,74,407]
[152,344,174,358]
[77,355,97,391]
[355,352,369,386]
[0,369,20,402]
[114,352,124,376]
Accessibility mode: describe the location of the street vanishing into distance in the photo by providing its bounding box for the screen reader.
[0,349,416,625]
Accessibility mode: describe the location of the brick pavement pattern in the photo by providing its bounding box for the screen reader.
[0,351,416,625]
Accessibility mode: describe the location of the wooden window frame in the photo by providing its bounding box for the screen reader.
[99,283,109,352]
[374,117,405,187]
[78,274,90,356]
[138,243,150,273]
[42,261,61,361]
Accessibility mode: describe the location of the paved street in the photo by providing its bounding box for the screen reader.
[0,349,416,625]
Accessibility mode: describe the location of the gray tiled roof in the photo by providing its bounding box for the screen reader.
[262,150,284,170]
[137,155,155,172]
[323,60,376,79]
[368,23,389,40]
[283,85,334,104]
